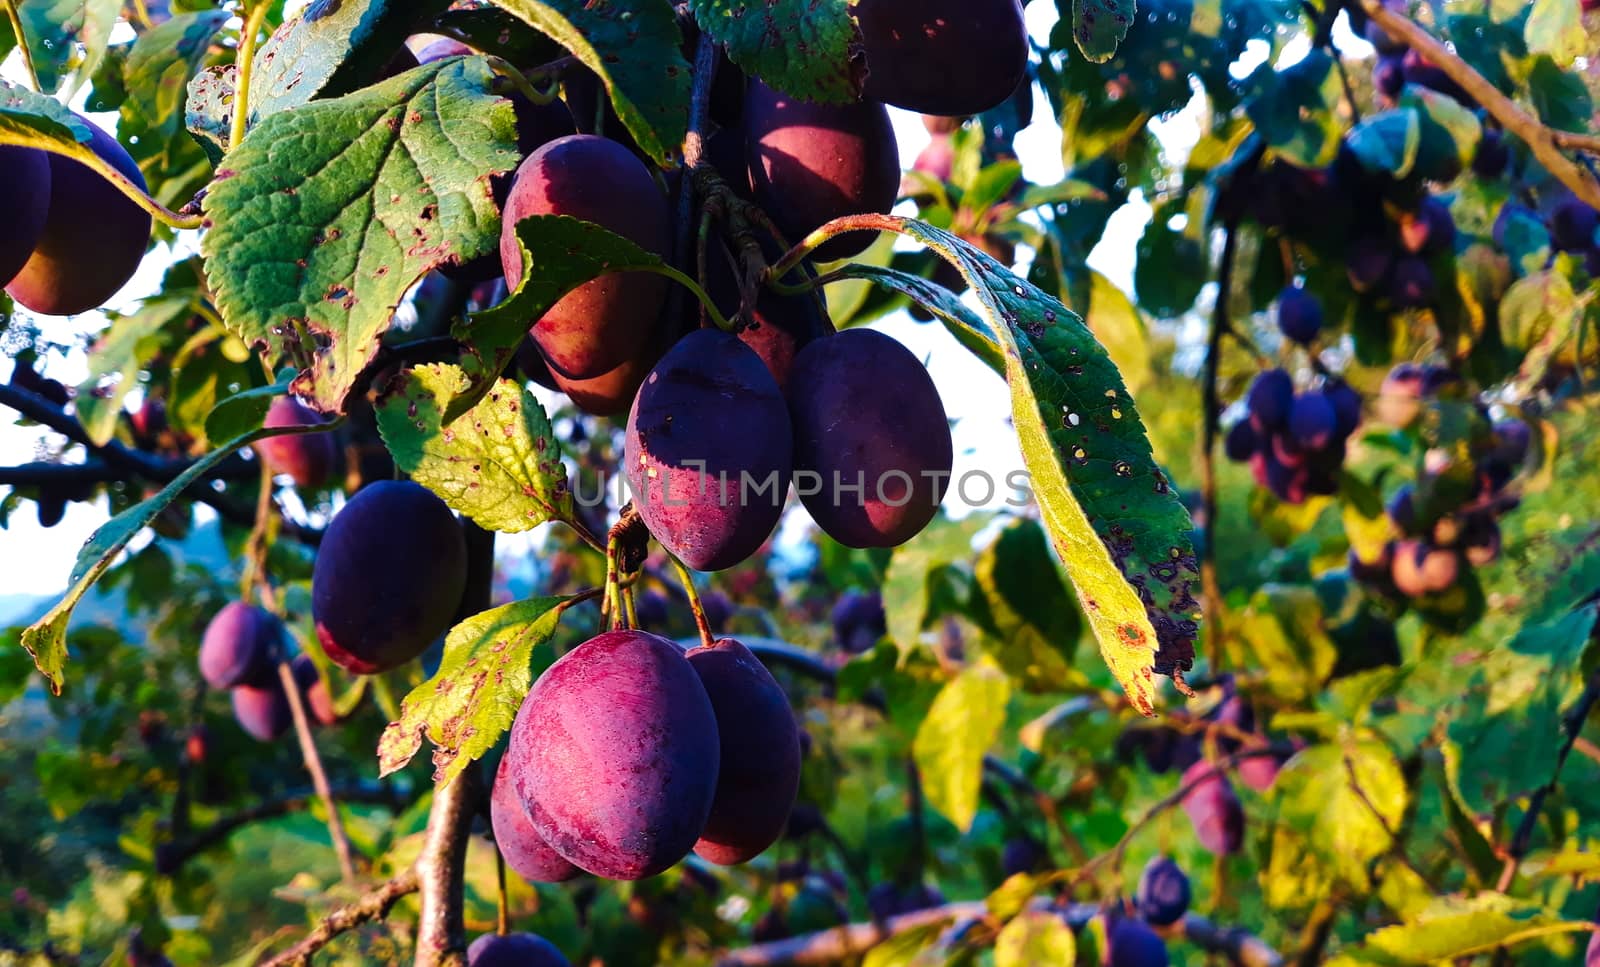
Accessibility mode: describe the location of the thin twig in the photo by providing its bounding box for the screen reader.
[1199,222,1239,670]
[156,784,400,875]
[229,1,273,148]
[1361,0,1600,210]
[262,868,421,967]
[277,659,360,883]
[1496,665,1600,891]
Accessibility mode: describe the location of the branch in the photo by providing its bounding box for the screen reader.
[261,868,421,967]
[1497,664,1600,891]
[277,658,359,883]
[1361,0,1600,211]
[1199,221,1238,671]
[154,785,400,875]
[668,30,720,336]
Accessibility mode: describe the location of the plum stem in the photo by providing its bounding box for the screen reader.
[1198,221,1238,672]
[667,30,719,335]
[229,1,274,150]
[1360,0,1600,211]
[485,55,554,107]
[670,555,717,649]
[21,139,207,230]
[276,658,360,884]
[644,263,734,332]
[494,845,509,935]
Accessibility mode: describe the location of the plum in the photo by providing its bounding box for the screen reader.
[1289,393,1337,450]
[1346,237,1393,293]
[1245,369,1294,431]
[921,114,965,135]
[787,328,952,548]
[1390,539,1459,596]
[255,396,338,489]
[1276,285,1323,345]
[1473,129,1509,178]
[467,932,570,967]
[231,681,291,742]
[1551,199,1599,252]
[1399,197,1456,255]
[1324,381,1363,438]
[505,630,720,880]
[1223,420,1259,462]
[625,329,792,572]
[312,480,468,674]
[854,0,1028,117]
[290,654,337,726]
[549,343,658,417]
[1001,837,1045,877]
[1181,761,1244,855]
[1401,50,1474,107]
[199,601,281,690]
[744,81,900,261]
[688,637,801,865]
[1388,257,1435,308]
[1373,55,1404,99]
[1135,855,1191,927]
[1108,916,1170,967]
[489,754,579,883]
[831,591,887,654]
[0,146,51,287]
[6,118,152,315]
[499,135,671,379]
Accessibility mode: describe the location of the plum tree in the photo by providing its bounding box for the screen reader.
[832,590,887,654]
[198,601,281,690]
[467,932,571,967]
[853,0,1028,117]
[744,81,899,261]
[0,146,51,287]
[1181,761,1244,855]
[311,480,468,674]
[489,755,579,883]
[1135,855,1191,926]
[787,328,952,548]
[503,630,720,880]
[1107,916,1170,967]
[625,329,792,571]
[254,397,338,489]
[499,135,671,378]
[5,117,152,315]
[686,637,801,865]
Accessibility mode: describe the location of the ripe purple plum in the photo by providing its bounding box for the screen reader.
[499,135,671,378]
[290,654,337,726]
[199,601,281,690]
[1181,761,1244,855]
[1390,539,1460,596]
[625,329,792,572]
[787,329,952,548]
[6,118,152,315]
[854,0,1028,116]
[705,244,827,391]
[1276,285,1323,345]
[1107,916,1171,967]
[255,396,338,489]
[231,681,291,742]
[688,638,801,865]
[1001,837,1045,877]
[832,591,887,654]
[467,932,571,967]
[1135,855,1191,927]
[1551,199,1599,252]
[0,146,51,287]
[1246,369,1294,431]
[1473,129,1509,178]
[744,81,900,261]
[1388,256,1435,308]
[505,630,720,880]
[1289,393,1337,450]
[1223,420,1259,462]
[312,481,468,674]
[489,754,579,883]
[1324,381,1363,438]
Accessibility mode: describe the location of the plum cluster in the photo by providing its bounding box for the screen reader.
[2,116,152,316]
[1223,369,1362,504]
[197,602,334,741]
[493,630,801,882]
[1349,365,1527,602]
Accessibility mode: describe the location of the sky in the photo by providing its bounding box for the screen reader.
[0,4,1340,599]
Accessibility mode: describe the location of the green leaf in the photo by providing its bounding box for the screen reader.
[184,65,234,161]
[203,380,291,443]
[1345,109,1420,179]
[1086,269,1151,393]
[377,595,573,781]
[1072,0,1137,64]
[120,9,227,151]
[882,515,991,651]
[74,298,191,446]
[874,217,1199,714]
[1500,270,1577,353]
[861,924,946,967]
[16,0,118,94]
[689,0,860,104]
[200,59,520,414]
[248,0,455,128]
[497,0,689,164]
[1134,200,1205,319]
[1245,49,1343,168]
[1445,605,1597,816]
[1354,894,1594,963]
[1527,55,1594,133]
[816,261,1005,372]
[1266,736,1408,902]
[375,364,572,534]
[975,519,1083,691]
[17,421,333,694]
[1234,585,1339,704]
[1525,0,1584,67]
[912,662,1011,831]
[994,909,1077,967]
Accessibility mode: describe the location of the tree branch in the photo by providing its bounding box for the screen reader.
[261,868,421,967]
[1199,221,1238,671]
[1361,0,1600,210]
[1497,663,1600,891]
[277,658,359,884]
[668,31,720,336]
[155,784,401,875]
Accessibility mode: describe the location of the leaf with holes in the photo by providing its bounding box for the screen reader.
[18,421,332,694]
[200,59,520,415]
[1072,0,1137,64]
[248,0,455,129]
[689,0,862,104]
[184,65,234,161]
[120,10,227,145]
[374,364,571,534]
[857,216,1198,715]
[377,595,573,781]
[496,0,689,164]
[15,0,118,94]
